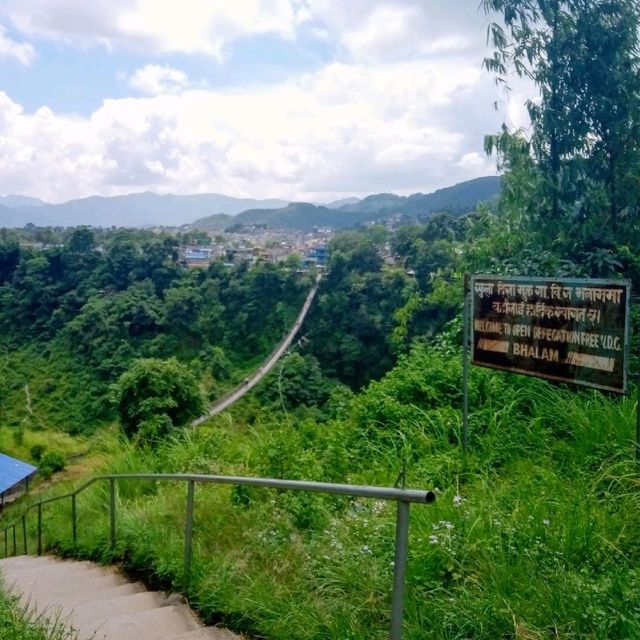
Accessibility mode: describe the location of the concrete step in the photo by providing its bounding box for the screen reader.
[163,630,242,640]
[0,555,244,640]
[2,561,116,585]
[7,570,127,602]
[163,629,244,639]
[51,580,147,607]
[88,603,200,640]
[66,590,167,631]
[0,554,60,570]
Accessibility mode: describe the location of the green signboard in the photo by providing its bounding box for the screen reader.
[471,275,631,393]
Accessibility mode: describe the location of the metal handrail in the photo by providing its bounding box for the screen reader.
[0,473,435,640]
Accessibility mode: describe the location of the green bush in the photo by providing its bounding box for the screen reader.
[38,451,66,478]
[30,444,46,462]
[110,357,204,443]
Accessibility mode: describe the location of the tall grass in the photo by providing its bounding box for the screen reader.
[0,587,77,640]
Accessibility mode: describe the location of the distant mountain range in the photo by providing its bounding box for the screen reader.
[0,195,47,208]
[0,176,500,230]
[0,193,289,228]
[192,176,501,233]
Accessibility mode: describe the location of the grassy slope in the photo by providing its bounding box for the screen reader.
[3,343,640,639]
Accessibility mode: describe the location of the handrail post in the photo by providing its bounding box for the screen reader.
[12,524,16,556]
[183,480,195,590]
[37,503,42,556]
[22,515,27,554]
[3,527,7,557]
[71,493,77,544]
[109,478,116,550]
[389,500,410,640]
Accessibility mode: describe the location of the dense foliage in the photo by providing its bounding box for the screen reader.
[483,0,640,279]
[0,228,312,433]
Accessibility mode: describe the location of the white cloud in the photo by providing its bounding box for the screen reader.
[128,65,189,95]
[0,2,532,202]
[0,25,35,65]
[0,57,505,202]
[306,0,486,62]
[457,152,494,173]
[3,0,490,62]
[4,0,308,57]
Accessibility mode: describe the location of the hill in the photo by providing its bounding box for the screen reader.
[179,212,233,233]
[5,341,637,640]
[337,176,501,216]
[230,202,359,232]
[192,176,501,232]
[0,192,289,228]
[0,203,55,228]
[0,195,47,208]
[325,197,361,208]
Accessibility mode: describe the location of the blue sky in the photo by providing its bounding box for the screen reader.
[0,1,531,203]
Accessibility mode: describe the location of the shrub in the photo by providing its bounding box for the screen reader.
[30,443,46,462]
[110,357,204,443]
[38,451,66,479]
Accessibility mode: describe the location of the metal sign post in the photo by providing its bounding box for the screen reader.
[637,363,640,461]
[462,274,470,459]
[636,386,640,459]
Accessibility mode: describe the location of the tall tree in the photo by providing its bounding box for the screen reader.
[483,0,640,243]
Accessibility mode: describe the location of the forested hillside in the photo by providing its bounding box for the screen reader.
[0,227,313,433]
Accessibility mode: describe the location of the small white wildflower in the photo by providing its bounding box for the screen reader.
[543,519,550,526]
[372,501,386,515]
[361,545,372,554]
[429,534,439,545]
[453,495,464,507]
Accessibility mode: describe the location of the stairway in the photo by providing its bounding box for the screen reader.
[0,555,241,640]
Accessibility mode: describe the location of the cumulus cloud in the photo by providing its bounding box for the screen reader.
[3,0,492,61]
[4,0,307,57]
[0,56,505,202]
[0,25,35,65]
[0,1,533,202]
[306,0,487,62]
[128,65,189,95]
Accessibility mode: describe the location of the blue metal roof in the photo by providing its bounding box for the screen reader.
[0,453,36,494]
